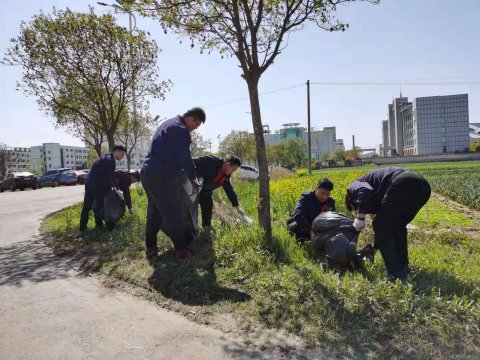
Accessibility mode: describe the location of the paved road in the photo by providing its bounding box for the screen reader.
[0,186,266,359]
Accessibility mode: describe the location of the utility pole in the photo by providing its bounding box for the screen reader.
[307,80,312,175]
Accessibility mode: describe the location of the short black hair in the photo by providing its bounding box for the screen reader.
[316,178,333,191]
[225,155,241,167]
[112,145,127,152]
[130,171,141,182]
[183,107,206,123]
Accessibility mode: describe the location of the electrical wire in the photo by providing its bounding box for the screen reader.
[205,83,304,109]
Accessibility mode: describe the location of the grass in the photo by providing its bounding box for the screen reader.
[42,162,480,359]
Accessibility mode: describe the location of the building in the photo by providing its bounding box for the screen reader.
[263,123,340,160]
[4,143,88,175]
[387,96,409,156]
[382,94,470,156]
[6,147,31,172]
[470,123,480,144]
[335,139,345,151]
[60,144,88,170]
[115,135,150,170]
[381,120,389,156]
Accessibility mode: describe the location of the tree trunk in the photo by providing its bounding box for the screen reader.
[94,143,102,157]
[106,132,115,152]
[246,77,272,241]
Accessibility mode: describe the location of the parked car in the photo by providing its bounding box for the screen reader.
[238,165,260,180]
[38,168,78,188]
[0,172,38,192]
[74,169,90,184]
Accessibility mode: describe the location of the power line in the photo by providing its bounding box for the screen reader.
[205,83,303,109]
[310,81,480,86]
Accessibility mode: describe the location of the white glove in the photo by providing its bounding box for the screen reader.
[235,207,245,216]
[353,217,366,232]
[128,208,135,215]
[192,178,202,187]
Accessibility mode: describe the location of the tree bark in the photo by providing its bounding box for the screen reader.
[106,132,115,152]
[246,76,272,241]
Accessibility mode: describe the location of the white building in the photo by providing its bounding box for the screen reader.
[6,147,31,173]
[60,145,88,170]
[4,143,88,175]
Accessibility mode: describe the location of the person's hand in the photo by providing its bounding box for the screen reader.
[192,178,202,187]
[353,217,366,232]
[128,208,135,216]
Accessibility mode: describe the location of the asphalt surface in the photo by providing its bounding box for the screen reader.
[0,185,267,359]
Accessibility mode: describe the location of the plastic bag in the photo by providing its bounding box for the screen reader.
[310,211,362,271]
[103,187,125,223]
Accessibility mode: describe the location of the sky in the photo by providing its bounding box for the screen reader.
[1,0,480,151]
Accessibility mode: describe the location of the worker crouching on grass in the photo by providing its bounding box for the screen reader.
[345,167,431,282]
[80,145,126,231]
[193,155,246,230]
[141,107,205,262]
[287,178,336,242]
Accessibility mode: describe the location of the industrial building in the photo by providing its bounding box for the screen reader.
[382,94,470,156]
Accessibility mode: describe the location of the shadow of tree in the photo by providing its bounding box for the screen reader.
[0,236,78,287]
[412,267,480,300]
[147,230,251,306]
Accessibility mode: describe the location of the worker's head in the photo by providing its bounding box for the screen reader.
[222,156,241,176]
[315,178,333,202]
[112,145,127,161]
[130,171,141,184]
[183,107,206,132]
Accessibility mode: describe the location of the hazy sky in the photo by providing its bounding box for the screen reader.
[1,0,479,150]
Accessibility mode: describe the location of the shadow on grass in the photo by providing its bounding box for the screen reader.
[147,230,251,306]
[413,267,480,300]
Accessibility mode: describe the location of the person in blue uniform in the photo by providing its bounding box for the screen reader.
[141,107,205,261]
[345,167,431,282]
[80,145,126,231]
[287,178,336,242]
[193,155,243,229]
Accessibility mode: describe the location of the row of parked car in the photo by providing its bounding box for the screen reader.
[0,168,90,192]
[0,165,260,193]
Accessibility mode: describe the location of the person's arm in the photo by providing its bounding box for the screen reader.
[349,180,374,215]
[289,194,311,234]
[174,127,197,180]
[222,180,239,207]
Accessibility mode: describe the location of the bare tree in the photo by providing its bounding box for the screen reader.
[135,0,379,239]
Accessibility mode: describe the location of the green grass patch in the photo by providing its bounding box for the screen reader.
[42,167,480,359]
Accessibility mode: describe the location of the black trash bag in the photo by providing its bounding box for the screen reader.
[93,188,125,223]
[181,171,202,241]
[311,211,371,271]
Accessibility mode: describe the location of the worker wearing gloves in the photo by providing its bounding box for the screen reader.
[80,145,126,231]
[345,167,431,282]
[141,107,205,261]
[287,178,336,242]
[114,170,141,215]
[193,155,245,229]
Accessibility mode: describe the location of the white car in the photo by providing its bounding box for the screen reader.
[238,165,260,180]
